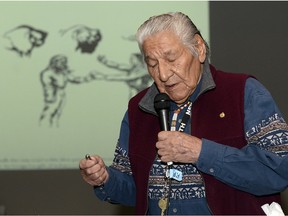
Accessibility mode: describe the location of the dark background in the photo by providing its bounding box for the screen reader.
[0,1,287,215]
[210,1,288,121]
[209,1,288,214]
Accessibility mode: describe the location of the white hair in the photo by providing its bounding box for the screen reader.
[136,12,209,58]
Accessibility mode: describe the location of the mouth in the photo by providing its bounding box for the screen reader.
[165,83,178,92]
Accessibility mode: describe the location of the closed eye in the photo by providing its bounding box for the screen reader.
[145,58,158,68]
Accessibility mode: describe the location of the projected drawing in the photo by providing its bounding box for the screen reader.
[3,25,48,57]
[39,54,98,127]
[97,53,153,98]
[59,25,102,54]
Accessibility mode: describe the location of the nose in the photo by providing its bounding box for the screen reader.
[158,61,173,82]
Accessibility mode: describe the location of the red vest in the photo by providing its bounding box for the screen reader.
[128,65,280,215]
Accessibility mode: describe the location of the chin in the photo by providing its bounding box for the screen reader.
[169,96,186,105]
[169,92,189,103]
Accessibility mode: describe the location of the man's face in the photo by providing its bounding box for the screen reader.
[143,30,205,105]
[54,58,68,72]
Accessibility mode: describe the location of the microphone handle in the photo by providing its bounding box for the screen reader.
[158,109,173,166]
[160,109,169,131]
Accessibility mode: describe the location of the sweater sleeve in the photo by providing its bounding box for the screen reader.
[196,78,288,195]
[94,111,136,206]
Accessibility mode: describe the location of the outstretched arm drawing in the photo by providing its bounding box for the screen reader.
[96,53,153,98]
[39,54,98,127]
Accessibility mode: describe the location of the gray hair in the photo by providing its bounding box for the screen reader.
[136,12,210,58]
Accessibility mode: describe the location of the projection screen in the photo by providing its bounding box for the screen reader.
[0,1,209,170]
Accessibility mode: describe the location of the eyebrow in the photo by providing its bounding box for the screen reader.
[145,49,175,60]
[144,55,152,62]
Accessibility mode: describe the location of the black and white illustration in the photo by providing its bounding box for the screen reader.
[97,53,153,99]
[3,25,48,57]
[39,54,99,127]
[59,25,102,54]
[2,23,151,127]
[0,1,208,170]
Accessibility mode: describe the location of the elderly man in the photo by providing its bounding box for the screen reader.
[80,12,288,215]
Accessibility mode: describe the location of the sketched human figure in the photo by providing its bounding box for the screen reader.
[59,25,101,54]
[4,25,47,57]
[97,53,153,98]
[39,54,97,127]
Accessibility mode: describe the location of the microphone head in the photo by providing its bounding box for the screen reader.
[154,93,170,111]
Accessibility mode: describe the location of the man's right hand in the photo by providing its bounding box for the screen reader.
[79,155,109,186]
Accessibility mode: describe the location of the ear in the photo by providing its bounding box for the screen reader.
[194,34,206,63]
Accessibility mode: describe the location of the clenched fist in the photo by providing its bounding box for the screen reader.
[156,131,202,164]
[79,155,109,187]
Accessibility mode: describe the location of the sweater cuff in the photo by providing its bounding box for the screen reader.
[196,138,226,176]
[94,167,114,202]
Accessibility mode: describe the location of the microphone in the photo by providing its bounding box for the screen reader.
[154,93,171,131]
[154,93,173,166]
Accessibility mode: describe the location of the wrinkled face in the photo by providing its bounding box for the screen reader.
[143,30,205,105]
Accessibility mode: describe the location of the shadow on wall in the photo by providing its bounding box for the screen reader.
[0,205,5,215]
[0,170,135,215]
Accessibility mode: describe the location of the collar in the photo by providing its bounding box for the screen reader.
[138,59,216,116]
